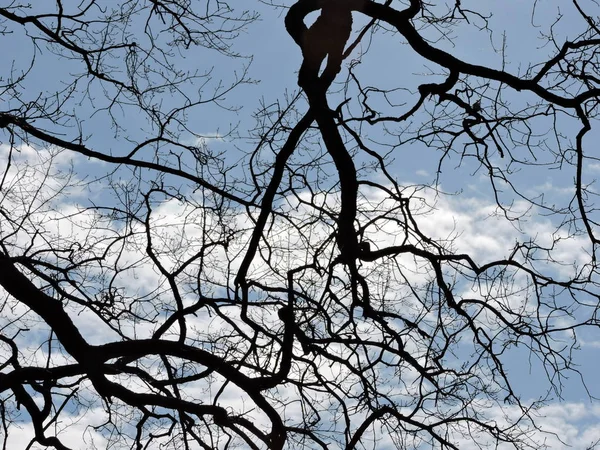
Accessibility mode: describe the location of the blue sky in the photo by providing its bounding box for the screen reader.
[2,0,600,448]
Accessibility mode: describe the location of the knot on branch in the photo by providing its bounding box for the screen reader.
[286,0,354,92]
[0,113,11,128]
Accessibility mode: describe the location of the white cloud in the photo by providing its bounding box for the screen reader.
[6,409,109,450]
[2,147,600,449]
[450,402,600,450]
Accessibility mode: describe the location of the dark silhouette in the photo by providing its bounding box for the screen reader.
[1,1,599,449]
[297,0,353,90]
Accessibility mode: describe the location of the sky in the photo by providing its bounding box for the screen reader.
[2,0,600,448]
